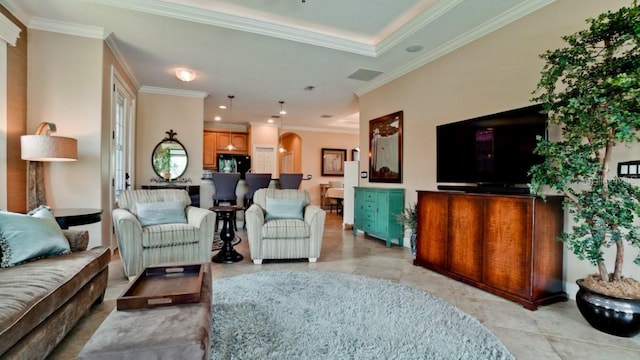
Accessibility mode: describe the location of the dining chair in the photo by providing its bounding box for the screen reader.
[212,173,241,231]
[244,173,272,208]
[279,173,303,189]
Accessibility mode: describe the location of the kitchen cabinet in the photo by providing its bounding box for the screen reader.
[216,133,247,153]
[203,132,217,169]
[353,187,404,247]
[203,131,248,169]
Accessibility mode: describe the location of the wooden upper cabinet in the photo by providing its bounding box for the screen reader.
[216,132,247,153]
[203,131,249,169]
[203,132,217,169]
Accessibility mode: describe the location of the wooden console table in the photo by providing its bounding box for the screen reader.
[415,191,567,310]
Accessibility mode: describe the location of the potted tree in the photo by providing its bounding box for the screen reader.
[396,202,418,258]
[529,1,640,337]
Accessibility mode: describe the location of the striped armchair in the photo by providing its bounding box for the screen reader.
[245,188,326,264]
[112,189,216,277]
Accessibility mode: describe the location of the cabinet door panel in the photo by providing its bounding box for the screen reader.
[448,195,483,281]
[203,132,217,168]
[483,197,532,297]
[374,192,389,235]
[416,192,448,269]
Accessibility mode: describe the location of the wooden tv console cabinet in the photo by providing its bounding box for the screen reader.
[415,191,567,310]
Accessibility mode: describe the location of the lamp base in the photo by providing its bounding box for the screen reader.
[27,161,46,211]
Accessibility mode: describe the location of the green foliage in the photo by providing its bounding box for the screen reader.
[395,202,418,232]
[529,1,640,282]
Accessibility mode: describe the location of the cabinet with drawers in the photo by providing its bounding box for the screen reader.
[353,187,404,247]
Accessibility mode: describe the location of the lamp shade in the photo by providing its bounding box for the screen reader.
[21,135,78,161]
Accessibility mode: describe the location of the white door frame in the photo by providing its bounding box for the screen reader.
[109,65,136,250]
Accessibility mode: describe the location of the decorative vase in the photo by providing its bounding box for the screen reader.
[575,279,640,337]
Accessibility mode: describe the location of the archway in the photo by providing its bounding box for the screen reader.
[279,132,302,174]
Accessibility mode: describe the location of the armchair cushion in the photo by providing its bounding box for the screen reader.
[0,207,70,268]
[265,197,304,220]
[262,219,310,239]
[136,200,187,226]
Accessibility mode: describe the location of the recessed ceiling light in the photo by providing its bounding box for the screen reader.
[267,118,274,123]
[214,116,221,121]
[406,45,424,53]
[218,105,227,109]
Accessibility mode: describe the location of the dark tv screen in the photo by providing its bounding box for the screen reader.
[436,104,547,186]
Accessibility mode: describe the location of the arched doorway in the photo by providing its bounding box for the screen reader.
[279,132,302,174]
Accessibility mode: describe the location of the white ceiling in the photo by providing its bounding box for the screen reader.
[1,0,554,133]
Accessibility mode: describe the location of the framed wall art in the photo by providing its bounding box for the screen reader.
[369,111,402,183]
[321,148,347,176]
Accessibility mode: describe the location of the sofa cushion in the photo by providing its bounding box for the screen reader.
[136,200,187,226]
[262,219,310,239]
[265,197,304,220]
[0,207,71,268]
[0,247,111,356]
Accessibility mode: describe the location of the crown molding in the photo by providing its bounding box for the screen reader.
[356,0,555,96]
[0,12,21,46]
[139,86,208,99]
[0,0,31,27]
[29,17,105,39]
[83,0,461,58]
[374,0,463,56]
[105,33,140,90]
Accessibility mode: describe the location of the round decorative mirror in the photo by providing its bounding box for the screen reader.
[151,129,188,181]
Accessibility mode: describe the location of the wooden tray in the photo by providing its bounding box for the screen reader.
[117,263,205,310]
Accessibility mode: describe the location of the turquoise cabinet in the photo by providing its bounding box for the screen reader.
[353,187,404,247]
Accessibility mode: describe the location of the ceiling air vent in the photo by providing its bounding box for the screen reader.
[347,68,383,81]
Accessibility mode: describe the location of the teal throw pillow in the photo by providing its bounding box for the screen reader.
[265,197,304,220]
[0,206,71,268]
[136,200,187,226]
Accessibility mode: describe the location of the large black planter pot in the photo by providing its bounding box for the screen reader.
[575,279,640,337]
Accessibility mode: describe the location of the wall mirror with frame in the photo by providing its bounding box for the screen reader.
[369,111,402,183]
[151,129,188,181]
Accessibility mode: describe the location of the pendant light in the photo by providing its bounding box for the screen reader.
[227,95,235,151]
[278,101,287,153]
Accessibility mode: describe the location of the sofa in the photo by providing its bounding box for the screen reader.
[0,229,111,359]
[245,188,326,264]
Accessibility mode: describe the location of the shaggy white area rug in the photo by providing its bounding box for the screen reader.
[211,270,514,360]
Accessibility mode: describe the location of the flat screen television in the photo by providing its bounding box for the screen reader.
[436,104,547,192]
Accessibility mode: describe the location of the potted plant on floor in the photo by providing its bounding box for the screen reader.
[396,202,418,258]
[529,1,640,337]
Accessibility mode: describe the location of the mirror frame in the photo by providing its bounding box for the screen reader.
[369,111,403,183]
[151,129,188,181]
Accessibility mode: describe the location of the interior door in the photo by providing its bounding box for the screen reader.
[110,67,136,250]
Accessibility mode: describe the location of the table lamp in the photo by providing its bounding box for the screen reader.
[21,122,77,211]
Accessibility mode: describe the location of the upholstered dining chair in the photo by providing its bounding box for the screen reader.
[245,188,326,264]
[279,173,303,189]
[112,189,216,278]
[212,172,241,231]
[244,173,272,208]
[327,180,343,213]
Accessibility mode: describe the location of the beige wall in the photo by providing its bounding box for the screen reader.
[135,91,205,186]
[28,29,104,248]
[358,0,639,296]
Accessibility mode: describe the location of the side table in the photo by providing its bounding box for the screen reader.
[210,205,244,264]
[51,208,103,230]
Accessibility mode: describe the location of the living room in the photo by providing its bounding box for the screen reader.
[1,0,639,358]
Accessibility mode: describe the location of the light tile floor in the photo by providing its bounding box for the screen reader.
[50,212,640,359]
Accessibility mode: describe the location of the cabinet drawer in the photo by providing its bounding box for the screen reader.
[364,211,376,222]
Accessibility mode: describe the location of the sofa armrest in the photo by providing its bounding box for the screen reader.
[63,230,89,252]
